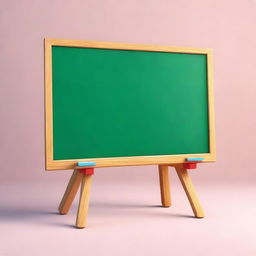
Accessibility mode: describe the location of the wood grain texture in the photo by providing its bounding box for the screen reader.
[58,170,82,214]
[44,38,216,170]
[175,166,204,218]
[207,50,216,160]
[48,154,215,170]
[44,39,53,170]
[45,38,212,54]
[158,165,171,207]
[76,174,93,228]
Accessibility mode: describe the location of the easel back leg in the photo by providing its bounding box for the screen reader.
[58,170,83,214]
[158,165,171,207]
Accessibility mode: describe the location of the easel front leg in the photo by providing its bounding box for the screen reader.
[76,171,93,228]
[175,166,204,218]
[158,165,171,207]
[59,170,83,214]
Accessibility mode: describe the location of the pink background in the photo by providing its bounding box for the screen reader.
[1,1,256,255]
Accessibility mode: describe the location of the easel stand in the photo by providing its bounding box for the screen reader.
[58,163,204,228]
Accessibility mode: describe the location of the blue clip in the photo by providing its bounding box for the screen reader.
[186,158,204,162]
[77,162,96,167]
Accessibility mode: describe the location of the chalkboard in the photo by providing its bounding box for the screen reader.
[45,39,215,170]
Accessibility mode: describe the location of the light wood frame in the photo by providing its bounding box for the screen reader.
[45,38,216,170]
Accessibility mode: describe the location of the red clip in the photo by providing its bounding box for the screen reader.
[183,161,202,169]
[78,168,94,175]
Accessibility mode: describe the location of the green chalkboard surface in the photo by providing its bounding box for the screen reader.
[51,46,209,161]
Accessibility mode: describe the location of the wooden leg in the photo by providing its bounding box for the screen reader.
[175,166,204,218]
[76,174,93,228]
[58,170,83,214]
[158,165,171,207]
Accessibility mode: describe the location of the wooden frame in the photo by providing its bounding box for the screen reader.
[45,38,216,170]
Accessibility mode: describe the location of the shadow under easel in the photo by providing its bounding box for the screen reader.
[0,203,195,230]
[88,201,195,219]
